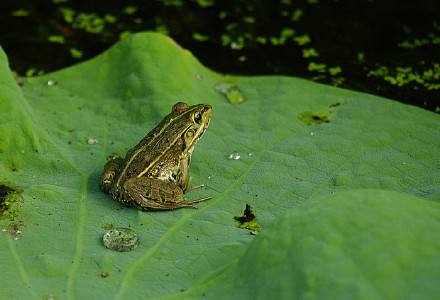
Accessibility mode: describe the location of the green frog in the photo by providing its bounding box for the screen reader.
[100,102,212,210]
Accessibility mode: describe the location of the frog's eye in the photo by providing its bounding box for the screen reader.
[193,112,202,124]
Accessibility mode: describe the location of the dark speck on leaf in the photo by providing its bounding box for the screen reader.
[329,102,341,108]
[234,204,255,223]
[298,111,331,125]
[234,204,261,232]
[100,271,109,278]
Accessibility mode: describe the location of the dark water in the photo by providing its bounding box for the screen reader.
[0,0,439,112]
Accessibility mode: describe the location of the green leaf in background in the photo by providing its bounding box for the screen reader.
[0,32,439,299]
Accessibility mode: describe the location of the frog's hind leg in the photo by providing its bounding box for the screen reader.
[124,177,208,211]
[100,155,123,193]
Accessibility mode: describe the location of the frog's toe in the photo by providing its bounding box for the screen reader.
[100,156,123,193]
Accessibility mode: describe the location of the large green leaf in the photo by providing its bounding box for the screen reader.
[185,190,440,299]
[0,32,439,299]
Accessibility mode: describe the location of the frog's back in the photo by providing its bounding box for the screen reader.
[112,107,184,191]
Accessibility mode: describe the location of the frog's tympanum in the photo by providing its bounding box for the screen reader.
[100,102,212,210]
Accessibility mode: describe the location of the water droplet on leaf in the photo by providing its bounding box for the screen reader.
[102,227,139,252]
[228,152,241,160]
[47,80,56,86]
[215,82,244,104]
[87,137,98,145]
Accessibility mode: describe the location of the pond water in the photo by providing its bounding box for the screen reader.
[0,0,438,112]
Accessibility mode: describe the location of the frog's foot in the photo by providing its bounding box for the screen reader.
[124,177,210,211]
[183,196,212,205]
[100,155,123,193]
[187,184,206,192]
[186,184,211,203]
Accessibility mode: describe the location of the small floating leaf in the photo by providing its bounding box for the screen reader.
[194,0,215,8]
[48,35,65,44]
[302,48,319,58]
[291,9,303,22]
[256,36,267,44]
[104,14,117,24]
[328,66,342,76]
[218,11,227,19]
[192,33,209,42]
[70,48,83,59]
[243,16,255,24]
[11,9,30,17]
[123,6,138,15]
[294,34,311,45]
[308,62,326,72]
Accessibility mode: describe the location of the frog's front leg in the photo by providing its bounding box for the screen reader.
[100,156,123,193]
[123,177,208,210]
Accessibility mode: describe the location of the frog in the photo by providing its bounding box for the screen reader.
[100,102,212,210]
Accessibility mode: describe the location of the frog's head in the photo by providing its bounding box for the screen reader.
[163,102,211,155]
[181,103,211,151]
